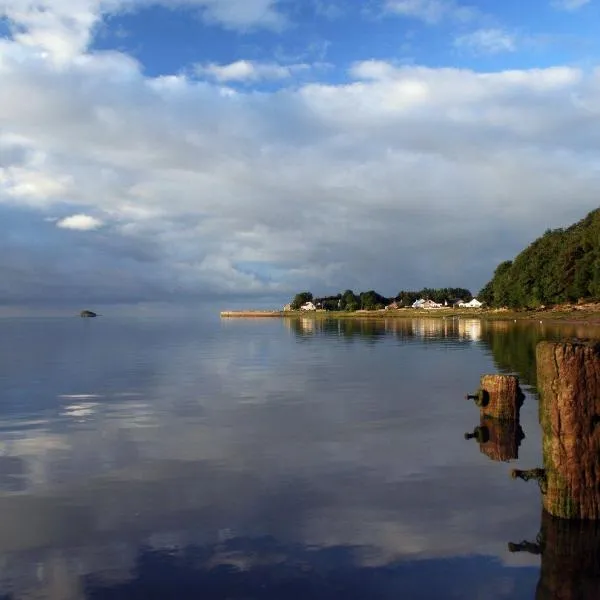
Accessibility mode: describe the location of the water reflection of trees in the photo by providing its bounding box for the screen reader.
[284,317,484,343]
[479,321,600,389]
[286,318,389,342]
[479,322,546,388]
[285,317,600,390]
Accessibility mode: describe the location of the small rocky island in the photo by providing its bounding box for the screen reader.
[80,310,98,318]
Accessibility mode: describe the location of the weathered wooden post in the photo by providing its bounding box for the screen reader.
[464,417,524,462]
[465,374,524,420]
[509,510,600,600]
[536,341,600,519]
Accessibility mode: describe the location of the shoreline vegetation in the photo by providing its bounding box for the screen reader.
[220,303,600,324]
[479,208,600,309]
[222,207,600,324]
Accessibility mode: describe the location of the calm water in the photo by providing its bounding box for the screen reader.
[0,315,598,599]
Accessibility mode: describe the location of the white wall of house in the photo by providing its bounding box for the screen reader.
[466,299,483,308]
[459,299,483,308]
[300,302,317,311]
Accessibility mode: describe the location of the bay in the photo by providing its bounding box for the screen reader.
[0,315,597,599]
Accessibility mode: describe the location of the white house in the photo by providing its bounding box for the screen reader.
[458,298,483,308]
[300,302,317,311]
[412,299,442,309]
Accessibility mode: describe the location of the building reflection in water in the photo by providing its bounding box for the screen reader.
[284,317,487,342]
[458,319,482,341]
[285,316,600,395]
[300,318,314,334]
[465,417,525,462]
[286,316,600,344]
[509,510,600,600]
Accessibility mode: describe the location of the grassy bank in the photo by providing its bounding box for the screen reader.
[221,304,600,324]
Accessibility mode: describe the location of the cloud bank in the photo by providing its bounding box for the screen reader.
[0,2,599,307]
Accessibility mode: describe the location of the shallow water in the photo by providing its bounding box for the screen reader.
[0,315,597,599]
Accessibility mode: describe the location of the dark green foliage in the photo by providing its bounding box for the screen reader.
[296,286,473,311]
[340,289,360,311]
[480,208,600,308]
[396,287,472,305]
[291,292,313,310]
[395,290,419,306]
[359,290,388,310]
[316,294,342,311]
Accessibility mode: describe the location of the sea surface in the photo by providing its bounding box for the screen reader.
[0,314,598,599]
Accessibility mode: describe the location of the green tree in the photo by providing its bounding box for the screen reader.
[479,208,600,308]
[359,290,389,310]
[341,289,359,311]
[291,291,313,310]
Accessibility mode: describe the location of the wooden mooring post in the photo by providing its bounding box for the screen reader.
[465,374,524,420]
[535,341,600,519]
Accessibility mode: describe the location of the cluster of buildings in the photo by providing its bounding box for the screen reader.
[384,298,483,310]
[286,298,484,311]
[282,302,318,311]
[408,298,483,309]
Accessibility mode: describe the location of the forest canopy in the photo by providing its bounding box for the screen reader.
[288,209,600,312]
[479,208,600,308]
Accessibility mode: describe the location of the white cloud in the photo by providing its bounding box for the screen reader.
[0,166,72,203]
[195,60,309,83]
[552,0,590,10]
[349,60,399,81]
[454,29,517,54]
[56,214,104,231]
[0,0,286,62]
[1,9,600,304]
[383,0,477,24]
[193,0,286,30]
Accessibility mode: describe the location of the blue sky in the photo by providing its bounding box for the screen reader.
[1,0,600,308]
[89,0,600,77]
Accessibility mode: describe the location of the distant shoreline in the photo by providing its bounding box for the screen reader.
[220,305,600,324]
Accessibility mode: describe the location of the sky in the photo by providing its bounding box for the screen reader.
[1,0,600,309]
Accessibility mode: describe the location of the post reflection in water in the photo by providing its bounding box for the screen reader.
[465,417,525,462]
[510,511,600,600]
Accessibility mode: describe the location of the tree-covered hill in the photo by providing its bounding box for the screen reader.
[479,208,600,308]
